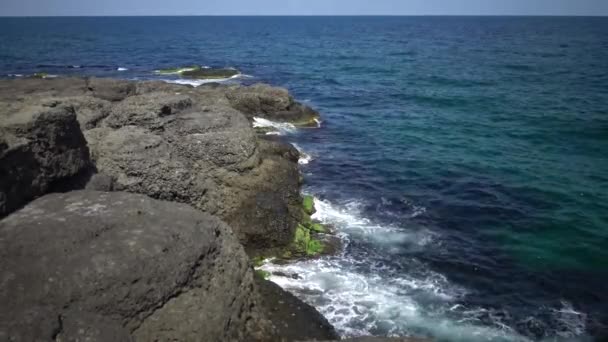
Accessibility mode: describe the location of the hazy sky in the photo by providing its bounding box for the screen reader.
[2,0,608,16]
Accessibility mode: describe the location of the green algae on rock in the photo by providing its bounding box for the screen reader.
[182,68,239,79]
[155,66,199,74]
[293,223,324,256]
[31,72,49,79]
[303,195,315,215]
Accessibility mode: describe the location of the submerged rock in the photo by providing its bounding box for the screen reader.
[156,65,240,79]
[181,67,240,79]
[0,191,274,341]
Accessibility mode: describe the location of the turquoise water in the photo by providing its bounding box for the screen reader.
[1,16,607,341]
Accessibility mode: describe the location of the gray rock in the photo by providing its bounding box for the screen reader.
[86,77,136,102]
[0,101,91,217]
[0,78,315,250]
[0,191,274,341]
[226,83,320,125]
[82,84,303,250]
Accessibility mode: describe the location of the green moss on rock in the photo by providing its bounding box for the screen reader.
[181,68,239,79]
[292,117,321,128]
[32,72,49,79]
[310,223,326,233]
[302,195,315,215]
[252,256,266,268]
[292,224,325,256]
[307,239,324,255]
[255,269,271,279]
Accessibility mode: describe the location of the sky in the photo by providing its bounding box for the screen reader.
[1,0,608,16]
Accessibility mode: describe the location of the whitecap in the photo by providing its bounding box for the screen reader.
[261,195,535,341]
[154,66,199,75]
[7,74,23,77]
[292,143,313,165]
[117,67,128,71]
[163,73,245,87]
[252,117,297,136]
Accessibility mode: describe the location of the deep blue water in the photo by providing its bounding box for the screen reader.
[1,16,607,341]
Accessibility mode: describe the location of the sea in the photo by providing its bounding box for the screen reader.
[1,16,607,342]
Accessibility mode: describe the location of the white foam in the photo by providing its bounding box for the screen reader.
[311,197,433,250]
[154,66,199,75]
[163,73,245,87]
[7,74,23,77]
[262,196,536,341]
[292,143,312,165]
[551,301,587,338]
[117,67,128,71]
[252,117,297,136]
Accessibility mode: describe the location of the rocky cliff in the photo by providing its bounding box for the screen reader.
[0,78,337,342]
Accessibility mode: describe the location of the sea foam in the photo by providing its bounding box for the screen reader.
[261,196,533,341]
[252,117,297,136]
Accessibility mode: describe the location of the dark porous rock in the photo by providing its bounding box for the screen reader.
[0,100,92,217]
[255,277,339,342]
[86,77,137,102]
[0,78,317,249]
[103,92,193,129]
[0,77,87,101]
[0,191,274,341]
[226,83,321,126]
[80,81,304,251]
[85,173,115,191]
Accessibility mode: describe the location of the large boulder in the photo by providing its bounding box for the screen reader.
[0,190,274,341]
[0,100,91,217]
[226,83,320,126]
[83,84,304,251]
[0,78,314,251]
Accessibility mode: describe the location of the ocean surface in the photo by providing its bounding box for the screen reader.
[1,16,607,341]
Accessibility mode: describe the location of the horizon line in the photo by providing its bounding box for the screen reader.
[1,14,607,18]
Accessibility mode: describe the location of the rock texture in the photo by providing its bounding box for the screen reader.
[0,191,273,342]
[0,77,316,251]
[256,277,339,341]
[0,77,342,342]
[0,99,92,217]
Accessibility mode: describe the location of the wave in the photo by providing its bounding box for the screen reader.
[260,197,556,341]
[292,143,312,165]
[252,117,297,136]
[163,73,247,87]
[35,64,113,69]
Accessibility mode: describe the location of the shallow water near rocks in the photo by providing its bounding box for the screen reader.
[1,16,607,341]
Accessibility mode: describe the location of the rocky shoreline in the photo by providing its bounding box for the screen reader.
[0,77,333,341]
[0,77,426,342]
